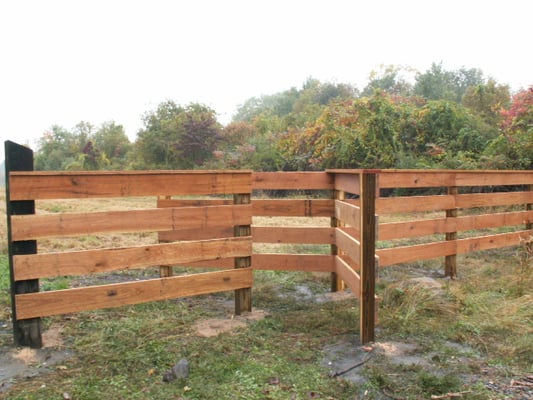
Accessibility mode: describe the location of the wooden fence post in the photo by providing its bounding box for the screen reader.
[330,189,346,292]
[360,171,376,344]
[158,195,173,278]
[234,193,252,314]
[4,141,42,348]
[445,186,458,278]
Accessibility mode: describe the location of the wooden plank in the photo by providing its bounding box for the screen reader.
[253,199,334,217]
[378,171,456,188]
[376,170,533,189]
[378,210,533,240]
[456,230,531,254]
[456,191,533,209]
[157,198,233,208]
[12,205,252,240]
[334,256,361,296]
[14,237,252,280]
[335,228,361,263]
[15,268,253,320]
[251,226,335,244]
[377,241,457,267]
[9,171,252,200]
[252,254,334,272]
[332,172,360,195]
[445,187,458,278]
[159,226,235,242]
[377,195,455,213]
[252,171,333,190]
[335,200,360,228]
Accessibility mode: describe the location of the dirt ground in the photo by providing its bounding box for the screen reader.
[1,287,532,399]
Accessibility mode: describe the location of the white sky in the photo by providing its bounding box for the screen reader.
[1,0,532,160]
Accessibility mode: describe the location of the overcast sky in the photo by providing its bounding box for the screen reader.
[1,0,532,160]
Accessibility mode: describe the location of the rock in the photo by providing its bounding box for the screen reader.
[163,358,189,382]
[172,358,189,379]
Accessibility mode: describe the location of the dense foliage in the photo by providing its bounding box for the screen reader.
[32,64,531,171]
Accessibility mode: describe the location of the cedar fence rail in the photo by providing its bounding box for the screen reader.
[4,141,533,348]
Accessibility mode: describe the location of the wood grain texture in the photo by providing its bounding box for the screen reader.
[334,256,361,296]
[252,253,334,272]
[335,228,360,263]
[335,200,360,228]
[12,204,252,240]
[252,171,333,190]
[253,199,334,217]
[15,268,253,320]
[14,237,252,280]
[9,171,252,200]
[251,226,334,244]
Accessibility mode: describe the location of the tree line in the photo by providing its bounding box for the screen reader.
[34,62,532,172]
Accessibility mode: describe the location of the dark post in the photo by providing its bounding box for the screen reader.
[359,172,376,344]
[234,193,252,314]
[445,186,458,278]
[5,141,42,348]
[330,188,346,292]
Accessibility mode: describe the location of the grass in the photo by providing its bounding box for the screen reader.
[1,194,532,399]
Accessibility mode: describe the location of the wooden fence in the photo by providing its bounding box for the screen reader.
[4,141,533,348]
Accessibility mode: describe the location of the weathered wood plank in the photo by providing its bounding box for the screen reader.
[335,200,360,228]
[377,170,533,188]
[377,195,455,213]
[334,256,361,296]
[378,210,533,241]
[15,268,253,320]
[456,230,531,254]
[252,254,334,272]
[14,237,252,280]
[12,205,252,240]
[252,172,334,190]
[456,191,533,208]
[377,241,457,267]
[9,171,252,200]
[332,172,360,195]
[252,199,334,217]
[335,228,361,263]
[251,226,335,244]
[157,198,233,208]
[159,226,235,242]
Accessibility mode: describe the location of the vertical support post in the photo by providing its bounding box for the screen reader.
[445,186,458,278]
[526,184,533,253]
[330,189,346,292]
[4,141,42,348]
[359,172,376,344]
[158,196,173,278]
[234,193,252,315]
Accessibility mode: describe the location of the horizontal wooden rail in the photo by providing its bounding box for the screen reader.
[377,195,455,214]
[253,199,333,217]
[14,237,252,280]
[335,200,360,228]
[376,170,533,189]
[252,254,334,272]
[12,205,251,241]
[377,230,531,267]
[252,171,334,190]
[335,228,361,264]
[379,210,533,241]
[9,170,252,200]
[15,268,253,320]
[334,256,361,296]
[252,226,334,244]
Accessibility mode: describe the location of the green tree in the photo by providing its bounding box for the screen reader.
[414,63,484,103]
[462,79,510,126]
[362,64,414,97]
[135,101,221,169]
[93,121,131,168]
[35,125,77,170]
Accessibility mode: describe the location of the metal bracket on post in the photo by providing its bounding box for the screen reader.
[5,141,42,348]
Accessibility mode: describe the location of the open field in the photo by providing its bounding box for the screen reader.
[1,193,532,399]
